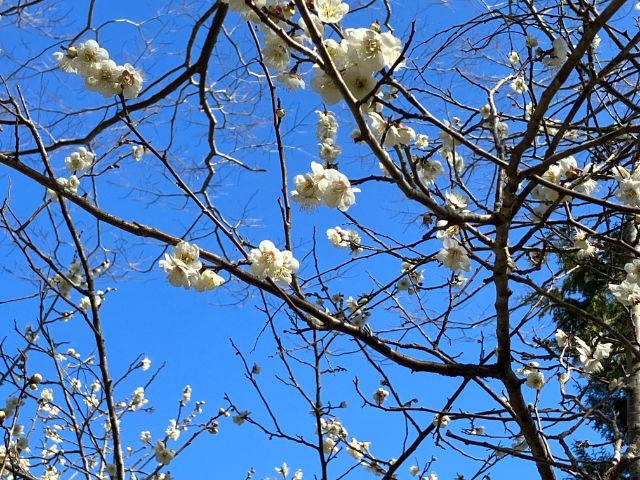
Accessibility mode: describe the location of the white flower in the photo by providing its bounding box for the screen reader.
[291,169,327,210]
[193,269,225,292]
[41,388,54,403]
[347,437,370,459]
[131,387,148,409]
[445,190,467,212]
[342,65,377,100]
[181,385,192,404]
[574,336,613,374]
[433,413,451,428]
[223,0,266,20]
[322,168,360,211]
[132,145,145,161]
[275,463,290,477]
[372,387,389,406]
[74,40,110,75]
[480,104,492,119]
[141,357,151,371]
[326,227,362,254]
[572,230,596,258]
[415,134,429,150]
[510,76,527,94]
[65,147,94,173]
[165,419,180,441]
[610,280,640,306]
[84,59,123,97]
[508,51,520,65]
[315,0,349,23]
[277,72,305,90]
[140,431,152,443]
[248,240,299,286]
[437,237,471,272]
[310,65,342,105]
[316,110,338,141]
[525,370,545,390]
[543,37,569,68]
[262,31,291,73]
[555,329,568,348]
[53,48,79,73]
[625,259,640,283]
[409,466,420,477]
[292,470,303,480]
[119,63,144,99]
[158,241,202,289]
[368,112,415,147]
[318,139,342,162]
[617,178,640,206]
[153,440,176,465]
[417,159,443,185]
[323,38,350,70]
[344,28,403,73]
[298,13,324,40]
[322,436,336,454]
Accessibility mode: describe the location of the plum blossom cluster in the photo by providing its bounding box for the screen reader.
[316,110,341,163]
[158,241,225,291]
[609,258,640,306]
[64,147,95,173]
[326,226,362,254]
[368,112,415,148]
[532,156,597,206]
[54,39,143,99]
[518,362,545,390]
[249,240,299,286]
[436,236,471,273]
[396,261,424,295]
[291,161,360,212]
[556,329,613,375]
[311,26,403,105]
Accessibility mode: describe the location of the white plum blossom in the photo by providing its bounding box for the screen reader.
[158,241,202,289]
[310,65,342,105]
[417,159,443,185]
[543,37,569,68]
[609,279,640,306]
[65,147,94,173]
[574,336,613,374]
[510,76,527,94]
[316,110,338,141]
[277,72,305,90]
[437,237,471,272]
[508,51,520,65]
[249,240,299,286]
[342,64,378,101]
[525,35,538,48]
[323,38,350,70]
[193,269,225,292]
[415,134,429,150]
[53,39,144,98]
[291,162,328,210]
[315,0,349,23]
[368,112,415,147]
[326,226,362,254]
[153,440,176,465]
[433,413,451,428]
[555,329,569,348]
[262,30,291,73]
[222,0,266,20]
[572,230,596,258]
[344,28,403,73]
[372,387,389,406]
[322,168,360,211]
[347,438,371,459]
[132,145,145,161]
[47,175,80,201]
